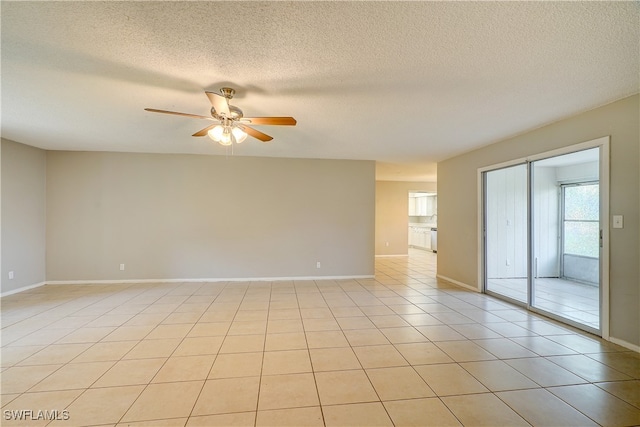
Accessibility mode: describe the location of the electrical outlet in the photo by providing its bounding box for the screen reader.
[120,264,125,271]
[506,259,511,266]
[8,271,14,280]
[316,262,321,269]
[385,242,389,247]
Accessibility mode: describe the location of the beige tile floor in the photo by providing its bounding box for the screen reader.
[1,249,639,426]
[487,277,600,329]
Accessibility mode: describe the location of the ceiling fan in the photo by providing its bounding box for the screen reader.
[145,87,296,145]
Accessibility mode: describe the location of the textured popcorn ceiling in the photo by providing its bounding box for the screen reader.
[2,1,638,181]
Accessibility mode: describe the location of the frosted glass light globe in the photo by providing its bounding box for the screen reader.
[208,125,224,141]
[232,127,248,143]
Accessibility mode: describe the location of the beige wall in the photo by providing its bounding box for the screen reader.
[46,152,375,281]
[437,95,639,347]
[1,139,47,294]
[375,181,437,256]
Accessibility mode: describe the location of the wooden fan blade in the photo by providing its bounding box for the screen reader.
[240,125,273,142]
[243,117,297,126]
[144,108,213,120]
[205,91,231,116]
[192,124,217,137]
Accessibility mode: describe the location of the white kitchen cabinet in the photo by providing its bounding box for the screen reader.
[409,193,437,217]
[423,196,437,216]
[409,226,431,250]
[417,197,425,216]
[430,195,437,216]
[421,228,431,249]
[416,196,428,216]
[408,197,417,216]
[412,227,420,247]
[410,193,437,220]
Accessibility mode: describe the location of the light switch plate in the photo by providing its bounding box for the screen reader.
[613,215,623,229]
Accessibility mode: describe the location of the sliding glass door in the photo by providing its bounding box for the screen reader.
[531,149,600,331]
[484,164,528,304]
[483,146,602,334]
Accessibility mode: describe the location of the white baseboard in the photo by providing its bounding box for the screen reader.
[436,274,480,292]
[609,336,640,353]
[0,281,46,297]
[44,274,375,286]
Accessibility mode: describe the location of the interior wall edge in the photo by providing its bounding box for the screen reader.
[0,138,47,294]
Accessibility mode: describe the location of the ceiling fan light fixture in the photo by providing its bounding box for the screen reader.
[208,125,224,141]
[232,126,247,143]
[208,124,245,146]
[219,128,232,146]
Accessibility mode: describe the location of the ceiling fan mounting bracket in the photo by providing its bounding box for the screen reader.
[220,87,236,99]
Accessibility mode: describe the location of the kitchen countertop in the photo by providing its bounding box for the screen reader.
[409,223,437,228]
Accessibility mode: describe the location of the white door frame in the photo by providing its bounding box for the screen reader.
[477,136,610,339]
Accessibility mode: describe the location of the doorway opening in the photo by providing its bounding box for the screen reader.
[408,192,437,253]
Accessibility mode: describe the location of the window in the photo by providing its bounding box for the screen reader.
[562,183,599,258]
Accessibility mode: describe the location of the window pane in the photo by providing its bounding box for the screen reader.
[564,221,599,257]
[564,185,599,220]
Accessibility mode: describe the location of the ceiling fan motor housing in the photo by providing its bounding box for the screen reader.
[211,104,243,120]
